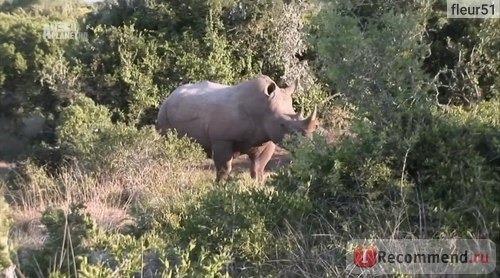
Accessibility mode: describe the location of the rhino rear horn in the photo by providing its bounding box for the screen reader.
[285,78,300,95]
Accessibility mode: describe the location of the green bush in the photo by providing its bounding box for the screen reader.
[0,7,90,162]
[267,100,499,276]
[311,0,432,124]
[67,229,231,277]
[0,8,88,116]
[81,24,168,124]
[173,180,312,275]
[273,99,500,240]
[423,12,500,105]
[56,95,113,160]
[56,95,205,173]
[0,195,12,271]
[406,102,500,240]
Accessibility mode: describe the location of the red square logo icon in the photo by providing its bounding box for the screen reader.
[353,244,377,268]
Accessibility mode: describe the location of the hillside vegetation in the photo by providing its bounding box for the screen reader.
[0,0,498,277]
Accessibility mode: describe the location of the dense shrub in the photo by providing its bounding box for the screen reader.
[80,24,168,124]
[277,99,499,234]
[306,0,499,241]
[56,95,113,160]
[424,10,500,104]
[0,12,53,118]
[123,178,314,276]
[0,195,13,272]
[79,231,232,277]
[0,7,91,162]
[406,102,500,240]
[177,181,312,266]
[311,0,433,124]
[56,95,205,173]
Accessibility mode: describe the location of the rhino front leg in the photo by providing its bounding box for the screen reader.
[249,142,276,182]
[212,141,234,182]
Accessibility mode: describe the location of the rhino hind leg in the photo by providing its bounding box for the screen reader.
[203,146,213,158]
[212,141,235,182]
[248,142,276,182]
[155,109,171,135]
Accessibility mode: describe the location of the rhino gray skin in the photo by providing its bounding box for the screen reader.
[156,75,319,181]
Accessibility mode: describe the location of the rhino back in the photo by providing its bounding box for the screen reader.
[164,81,255,147]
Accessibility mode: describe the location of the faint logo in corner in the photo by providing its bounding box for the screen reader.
[43,21,88,41]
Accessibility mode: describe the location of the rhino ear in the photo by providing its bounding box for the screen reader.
[265,82,277,98]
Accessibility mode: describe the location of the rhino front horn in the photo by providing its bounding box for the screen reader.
[309,105,317,121]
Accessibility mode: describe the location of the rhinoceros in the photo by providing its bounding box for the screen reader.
[156,75,319,181]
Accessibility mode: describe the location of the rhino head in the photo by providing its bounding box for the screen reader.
[259,78,320,143]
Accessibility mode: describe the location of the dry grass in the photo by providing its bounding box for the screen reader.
[9,209,46,249]
[2,147,290,252]
[1,156,216,248]
[84,202,134,232]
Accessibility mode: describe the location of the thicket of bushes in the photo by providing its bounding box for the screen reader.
[0,0,498,276]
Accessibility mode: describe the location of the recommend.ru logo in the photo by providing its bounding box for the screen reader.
[347,239,496,275]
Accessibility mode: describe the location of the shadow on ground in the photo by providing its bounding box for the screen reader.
[197,147,291,176]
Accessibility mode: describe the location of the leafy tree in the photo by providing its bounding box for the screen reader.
[423,2,500,105]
